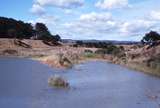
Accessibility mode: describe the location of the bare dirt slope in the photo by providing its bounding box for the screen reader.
[0,38,51,49]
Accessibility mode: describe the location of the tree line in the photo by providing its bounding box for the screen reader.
[73,30,160,48]
[73,41,114,48]
[0,16,61,41]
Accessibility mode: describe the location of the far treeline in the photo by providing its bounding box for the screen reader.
[0,16,61,42]
[74,31,160,48]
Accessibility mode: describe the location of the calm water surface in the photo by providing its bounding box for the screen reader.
[0,57,160,108]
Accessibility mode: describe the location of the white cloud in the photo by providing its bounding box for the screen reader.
[63,11,159,40]
[64,9,73,14]
[150,10,160,20]
[30,4,45,15]
[35,0,84,8]
[63,12,119,39]
[119,20,155,36]
[29,15,58,26]
[95,0,129,10]
[80,12,112,22]
[65,12,115,30]
[29,10,159,40]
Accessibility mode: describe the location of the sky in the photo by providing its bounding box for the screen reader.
[1,0,160,41]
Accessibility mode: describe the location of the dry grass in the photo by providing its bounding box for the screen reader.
[126,62,160,77]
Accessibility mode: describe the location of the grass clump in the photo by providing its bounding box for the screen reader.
[48,75,69,88]
[3,49,18,55]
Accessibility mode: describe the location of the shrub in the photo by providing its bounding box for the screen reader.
[84,49,93,53]
[94,45,125,58]
[95,49,106,55]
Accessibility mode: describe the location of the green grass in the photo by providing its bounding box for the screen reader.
[84,53,97,58]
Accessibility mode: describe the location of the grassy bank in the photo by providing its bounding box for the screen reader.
[125,62,160,77]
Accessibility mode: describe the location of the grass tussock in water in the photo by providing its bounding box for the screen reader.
[48,75,69,88]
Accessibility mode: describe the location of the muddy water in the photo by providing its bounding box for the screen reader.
[0,58,160,108]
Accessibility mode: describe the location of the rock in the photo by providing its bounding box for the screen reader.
[48,75,69,88]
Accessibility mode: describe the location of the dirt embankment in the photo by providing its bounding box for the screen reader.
[113,42,160,76]
[0,38,97,68]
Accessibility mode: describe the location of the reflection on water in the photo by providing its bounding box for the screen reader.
[0,57,160,108]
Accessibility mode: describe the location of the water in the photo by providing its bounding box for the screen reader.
[0,58,160,108]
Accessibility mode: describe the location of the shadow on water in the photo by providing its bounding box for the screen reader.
[0,57,160,108]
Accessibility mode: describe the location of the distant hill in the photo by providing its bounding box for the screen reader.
[62,39,140,45]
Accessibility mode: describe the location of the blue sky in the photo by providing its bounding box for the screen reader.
[1,0,160,41]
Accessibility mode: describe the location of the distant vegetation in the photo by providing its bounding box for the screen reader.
[73,40,125,57]
[95,45,125,57]
[73,41,114,48]
[0,16,61,42]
